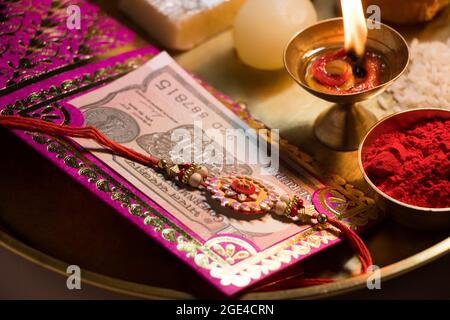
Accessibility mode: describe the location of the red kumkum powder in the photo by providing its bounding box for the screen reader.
[363,117,450,208]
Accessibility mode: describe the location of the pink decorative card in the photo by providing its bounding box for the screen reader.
[0,0,133,93]
[0,48,378,296]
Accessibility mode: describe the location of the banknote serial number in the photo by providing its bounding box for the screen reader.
[176,304,274,317]
[155,78,209,119]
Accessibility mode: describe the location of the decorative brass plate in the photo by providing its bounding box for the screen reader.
[0,0,449,299]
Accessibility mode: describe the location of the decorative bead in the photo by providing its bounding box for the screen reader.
[237,194,247,202]
[225,190,237,197]
[260,202,269,210]
[206,175,277,215]
[231,178,256,195]
[157,159,168,170]
[280,194,290,203]
[317,213,328,224]
[198,166,208,178]
[178,170,186,182]
[188,172,202,188]
[181,162,198,184]
[289,207,298,218]
[231,201,240,209]
[166,165,179,178]
[274,201,287,215]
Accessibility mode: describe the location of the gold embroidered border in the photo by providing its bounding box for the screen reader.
[1,56,151,118]
[0,0,132,95]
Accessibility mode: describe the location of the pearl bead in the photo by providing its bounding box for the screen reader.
[280,194,290,203]
[198,166,208,178]
[274,201,287,215]
[188,172,202,188]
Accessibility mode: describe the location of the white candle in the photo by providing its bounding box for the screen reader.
[234,0,317,70]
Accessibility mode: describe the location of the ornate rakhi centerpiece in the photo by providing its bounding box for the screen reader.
[206,175,278,215]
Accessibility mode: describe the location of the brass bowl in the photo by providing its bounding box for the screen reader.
[358,108,450,230]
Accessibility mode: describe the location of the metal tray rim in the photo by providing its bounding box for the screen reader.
[1,230,448,299]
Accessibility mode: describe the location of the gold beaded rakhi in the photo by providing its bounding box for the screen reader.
[157,159,321,222]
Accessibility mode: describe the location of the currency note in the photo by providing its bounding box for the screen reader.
[68,52,324,250]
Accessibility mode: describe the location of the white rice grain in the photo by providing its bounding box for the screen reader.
[388,38,450,110]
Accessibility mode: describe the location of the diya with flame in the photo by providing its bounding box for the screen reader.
[284,0,409,151]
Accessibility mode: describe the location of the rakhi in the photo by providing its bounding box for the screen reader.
[0,115,373,277]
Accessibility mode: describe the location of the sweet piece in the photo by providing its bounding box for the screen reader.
[119,0,245,50]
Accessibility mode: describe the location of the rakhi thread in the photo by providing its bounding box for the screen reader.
[0,115,373,285]
[0,115,160,167]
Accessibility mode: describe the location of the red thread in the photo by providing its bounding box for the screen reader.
[255,217,373,292]
[0,116,159,167]
[327,217,373,272]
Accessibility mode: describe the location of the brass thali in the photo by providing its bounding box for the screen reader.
[0,0,449,299]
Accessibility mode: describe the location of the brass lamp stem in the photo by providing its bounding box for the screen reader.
[313,103,377,151]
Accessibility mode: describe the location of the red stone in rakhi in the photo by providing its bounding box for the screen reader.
[230,179,256,195]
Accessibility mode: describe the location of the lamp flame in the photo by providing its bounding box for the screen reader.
[341,0,367,57]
